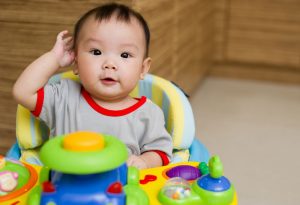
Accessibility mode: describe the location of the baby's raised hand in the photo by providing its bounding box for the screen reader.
[51,30,75,68]
[127,155,148,169]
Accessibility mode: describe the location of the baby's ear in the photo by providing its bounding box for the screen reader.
[140,57,151,80]
[72,56,79,75]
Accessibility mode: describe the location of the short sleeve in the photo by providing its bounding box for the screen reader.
[37,79,72,129]
[139,101,173,162]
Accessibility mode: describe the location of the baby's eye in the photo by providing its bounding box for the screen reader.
[121,52,131,58]
[90,49,102,56]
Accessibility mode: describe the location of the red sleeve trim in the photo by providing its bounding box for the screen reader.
[151,150,170,166]
[31,88,44,117]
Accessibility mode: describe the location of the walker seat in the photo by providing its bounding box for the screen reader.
[8,71,209,164]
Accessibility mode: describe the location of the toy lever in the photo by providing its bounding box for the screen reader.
[209,156,223,179]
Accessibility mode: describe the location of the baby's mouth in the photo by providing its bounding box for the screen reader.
[103,77,115,81]
[101,77,117,85]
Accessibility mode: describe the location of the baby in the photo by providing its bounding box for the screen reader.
[13,3,172,169]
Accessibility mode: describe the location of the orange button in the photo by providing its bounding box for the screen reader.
[63,131,105,152]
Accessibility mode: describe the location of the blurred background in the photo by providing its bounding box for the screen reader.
[0,0,299,204]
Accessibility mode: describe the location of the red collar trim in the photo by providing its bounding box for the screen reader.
[81,88,146,117]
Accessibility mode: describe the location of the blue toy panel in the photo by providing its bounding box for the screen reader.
[42,166,127,205]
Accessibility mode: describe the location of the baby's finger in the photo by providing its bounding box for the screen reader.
[64,38,73,48]
[63,36,73,46]
[65,43,74,52]
[63,36,73,42]
[65,39,74,51]
[127,155,137,166]
[57,30,69,41]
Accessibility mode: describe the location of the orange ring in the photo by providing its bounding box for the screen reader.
[162,167,170,180]
[0,163,38,202]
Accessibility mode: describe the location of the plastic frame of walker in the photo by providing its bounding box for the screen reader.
[1,131,238,205]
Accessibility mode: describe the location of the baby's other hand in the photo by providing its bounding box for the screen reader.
[127,155,147,170]
[51,30,75,68]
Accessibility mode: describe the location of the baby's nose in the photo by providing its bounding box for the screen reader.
[103,61,117,70]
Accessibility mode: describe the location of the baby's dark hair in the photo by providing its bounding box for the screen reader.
[73,3,150,57]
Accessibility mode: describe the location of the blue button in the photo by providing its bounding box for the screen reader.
[198,175,231,192]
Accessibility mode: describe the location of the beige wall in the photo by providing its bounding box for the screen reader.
[212,0,300,83]
[0,0,214,154]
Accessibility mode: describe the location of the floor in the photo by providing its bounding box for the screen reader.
[190,77,300,205]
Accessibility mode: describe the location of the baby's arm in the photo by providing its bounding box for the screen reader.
[13,30,74,111]
[127,102,173,169]
[127,152,162,169]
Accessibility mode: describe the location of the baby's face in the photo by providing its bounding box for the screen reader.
[74,16,150,103]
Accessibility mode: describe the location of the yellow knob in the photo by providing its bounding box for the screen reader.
[63,131,105,152]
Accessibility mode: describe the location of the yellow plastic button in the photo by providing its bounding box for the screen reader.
[63,131,105,152]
